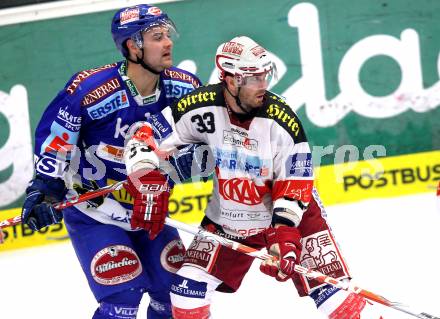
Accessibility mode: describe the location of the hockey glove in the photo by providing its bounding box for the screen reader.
[260,225,302,281]
[125,169,170,240]
[21,175,67,231]
[169,143,212,182]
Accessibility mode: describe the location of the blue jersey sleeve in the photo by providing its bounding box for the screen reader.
[33,75,82,180]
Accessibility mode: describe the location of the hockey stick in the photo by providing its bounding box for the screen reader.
[165,217,439,319]
[0,180,126,229]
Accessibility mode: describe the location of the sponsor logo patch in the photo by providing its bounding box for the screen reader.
[222,41,244,56]
[40,121,78,156]
[90,245,142,285]
[164,82,196,99]
[120,8,140,25]
[163,69,200,88]
[287,153,313,177]
[184,238,218,270]
[220,208,271,221]
[66,64,117,94]
[176,90,216,112]
[87,90,129,120]
[160,239,186,273]
[170,276,207,299]
[266,103,301,137]
[223,130,258,151]
[273,179,313,202]
[218,177,268,205]
[147,6,162,16]
[35,155,67,177]
[56,107,81,131]
[251,45,266,56]
[81,78,121,106]
[215,148,269,177]
[96,142,124,163]
[299,230,349,292]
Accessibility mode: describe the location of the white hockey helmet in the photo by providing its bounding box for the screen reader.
[215,36,277,87]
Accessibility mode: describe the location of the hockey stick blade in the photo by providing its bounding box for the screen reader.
[0,180,126,229]
[165,217,440,319]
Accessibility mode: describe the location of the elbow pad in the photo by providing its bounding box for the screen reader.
[124,122,160,174]
[272,197,307,227]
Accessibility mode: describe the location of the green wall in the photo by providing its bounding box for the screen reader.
[0,0,439,209]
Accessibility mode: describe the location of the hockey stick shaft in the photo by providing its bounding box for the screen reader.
[165,217,439,319]
[0,180,126,229]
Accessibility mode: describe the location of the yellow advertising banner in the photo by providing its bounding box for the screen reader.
[0,208,69,252]
[1,151,438,252]
[315,150,440,205]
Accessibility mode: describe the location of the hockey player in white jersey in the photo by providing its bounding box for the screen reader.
[123,36,384,318]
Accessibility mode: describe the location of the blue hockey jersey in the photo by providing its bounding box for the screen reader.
[33,61,201,219]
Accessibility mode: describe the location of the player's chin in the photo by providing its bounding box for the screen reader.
[161,56,173,68]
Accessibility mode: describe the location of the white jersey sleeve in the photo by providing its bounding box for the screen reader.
[268,96,314,227]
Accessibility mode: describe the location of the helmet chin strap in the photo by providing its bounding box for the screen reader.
[224,83,258,121]
[127,48,161,75]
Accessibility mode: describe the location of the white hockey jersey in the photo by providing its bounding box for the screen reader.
[135,83,314,237]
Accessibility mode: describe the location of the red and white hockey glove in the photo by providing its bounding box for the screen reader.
[125,169,170,240]
[260,225,302,281]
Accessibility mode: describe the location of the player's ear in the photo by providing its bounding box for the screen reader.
[225,75,237,93]
[126,39,140,59]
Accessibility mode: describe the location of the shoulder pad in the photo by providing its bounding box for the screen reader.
[172,84,223,121]
[263,92,307,143]
[162,67,202,100]
[162,67,201,88]
[64,63,119,96]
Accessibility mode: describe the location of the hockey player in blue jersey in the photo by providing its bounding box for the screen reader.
[21,4,202,319]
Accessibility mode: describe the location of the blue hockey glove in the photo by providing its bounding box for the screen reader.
[21,175,67,231]
[169,143,212,182]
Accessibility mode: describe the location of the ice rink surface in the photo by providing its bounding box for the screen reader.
[1,192,439,319]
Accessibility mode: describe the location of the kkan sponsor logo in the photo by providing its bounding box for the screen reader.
[81,78,121,106]
[223,130,258,151]
[87,90,129,120]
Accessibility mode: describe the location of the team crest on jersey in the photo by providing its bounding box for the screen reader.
[160,239,186,273]
[90,245,142,285]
